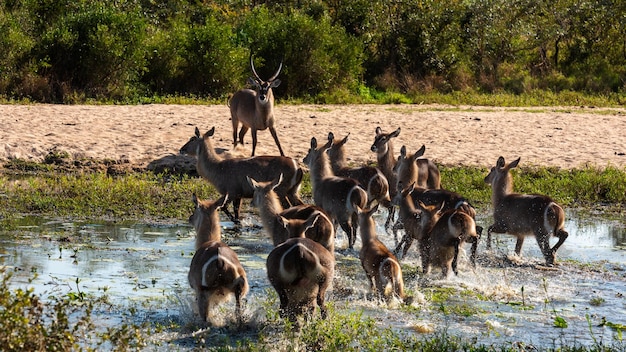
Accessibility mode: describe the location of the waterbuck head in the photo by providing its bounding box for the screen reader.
[371,127,401,153]
[484,156,520,195]
[189,193,228,248]
[180,127,215,157]
[248,57,282,104]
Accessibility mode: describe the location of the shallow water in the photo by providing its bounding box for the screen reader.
[1,209,624,349]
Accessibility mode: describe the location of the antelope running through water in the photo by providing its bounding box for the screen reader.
[484,156,569,266]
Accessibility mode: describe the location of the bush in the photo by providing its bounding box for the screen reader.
[34,2,147,102]
[237,6,364,98]
[144,13,247,97]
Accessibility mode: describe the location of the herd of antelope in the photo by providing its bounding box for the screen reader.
[179,59,569,327]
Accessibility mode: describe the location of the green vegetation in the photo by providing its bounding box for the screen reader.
[0,270,149,351]
[1,1,625,104]
[0,163,624,222]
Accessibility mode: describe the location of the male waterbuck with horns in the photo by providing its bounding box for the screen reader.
[188,194,249,324]
[180,127,303,223]
[303,136,368,249]
[229,57,285,156]
[484,156,569,266]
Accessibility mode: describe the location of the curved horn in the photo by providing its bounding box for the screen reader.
[268,61,283,81]
[250,56,261,81]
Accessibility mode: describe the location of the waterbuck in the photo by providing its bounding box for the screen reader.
[394,145,441,190]
[357,204,408,303]
[229,57,284,156]
[247,174,335,252]
[370,127,401,230]
[392,182,482,260]
[188,194,249,324]
[179,127,303,223]
[414,200,479,278]
[303,136,368,249]
[266,234,335,325]
[327,132,391,209]
[484,156,568,266]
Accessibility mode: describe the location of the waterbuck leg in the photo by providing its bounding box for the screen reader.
[251,129,258,156]
[514,236,525,256]
[550,229,569,262]
[269,126,285,156]
[452,238,461,276]
[237,126,249,147]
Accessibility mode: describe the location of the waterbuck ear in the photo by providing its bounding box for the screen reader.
[278,215,289,230]
[375,126,383,135]
[414,145,426,159]
[194,127,200,138]
[192,193,199,207]
[400,145,407,158]
[340,133,350,145]
[496,156,506,168]
[327,132,335,142]
[270,78,281,87]
[508,157,521,169]
[246,176,258,189]
[204,127,215,139]
[369,203,380,215]
[310,137,318,149]
[391,127,401,138]
[247,77,259,87]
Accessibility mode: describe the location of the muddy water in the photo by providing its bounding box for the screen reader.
[1,209,624,348]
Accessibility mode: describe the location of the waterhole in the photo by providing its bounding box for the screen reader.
[1,208,624,349]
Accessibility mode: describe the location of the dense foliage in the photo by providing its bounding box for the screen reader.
[1,0,625,103]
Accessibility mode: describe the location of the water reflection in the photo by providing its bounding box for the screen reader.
[0,209,624,348]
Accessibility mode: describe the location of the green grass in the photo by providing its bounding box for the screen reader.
[0,163,624,223]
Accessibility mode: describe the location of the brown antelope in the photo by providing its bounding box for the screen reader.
[327,132,391,209]
[393,182,482,260]
[266,235,335,324]
[229,57,284,156]
[370,127,401,230]
[179,127,303,223]
[415,200,479,278]
[357,204,407,303]
[247,174,335,252]
[188,194,249,324]
[394,145,441,190]
[484,156,569,266]
[303,136,368,249]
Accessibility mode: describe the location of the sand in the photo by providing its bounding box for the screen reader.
[1,104,625,171]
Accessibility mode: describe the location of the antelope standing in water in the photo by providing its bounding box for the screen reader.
[266,223,335,325]
[394,145,441,190]
[229,57,284,156]
[370,127,401,231]
[248,174,335,252]
[188,194,249,324]
[327,132,391,209]
[484,156,568,266]
[393,182,482,260]
[303,136,368,249]
[179,127,303,223]
[414,200,479,278]
[357,204,408,303]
